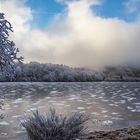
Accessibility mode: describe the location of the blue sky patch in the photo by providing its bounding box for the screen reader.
[25,0,140,29]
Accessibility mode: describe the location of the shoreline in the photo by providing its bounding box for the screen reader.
[85,125,140,140]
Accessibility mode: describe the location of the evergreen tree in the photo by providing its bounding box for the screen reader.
[0,13,23,80]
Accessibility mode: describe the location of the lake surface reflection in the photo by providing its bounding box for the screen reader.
[0,82,140,140]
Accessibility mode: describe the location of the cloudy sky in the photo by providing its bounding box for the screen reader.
[0,0,140,68]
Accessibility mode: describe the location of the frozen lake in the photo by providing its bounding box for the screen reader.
[0,82,140,139]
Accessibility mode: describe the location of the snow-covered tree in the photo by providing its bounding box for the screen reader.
[0,13,23,80]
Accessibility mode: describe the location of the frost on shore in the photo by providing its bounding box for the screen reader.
[21,109,89,140]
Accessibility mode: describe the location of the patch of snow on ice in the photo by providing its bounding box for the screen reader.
[102,120,113,125]
[12,98,24,104]
[0,121,10,126]
[77,107,85,110]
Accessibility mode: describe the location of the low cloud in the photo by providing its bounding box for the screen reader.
[1,0,140,68]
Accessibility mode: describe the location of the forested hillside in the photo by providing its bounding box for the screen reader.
[0,62,140,82]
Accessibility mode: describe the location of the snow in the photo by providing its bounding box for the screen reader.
[0,121,10,126]
[102,120,113,125]
[12,98,24,104]
[77,107,85,110]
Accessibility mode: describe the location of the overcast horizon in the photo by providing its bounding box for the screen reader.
[0,0,140,68]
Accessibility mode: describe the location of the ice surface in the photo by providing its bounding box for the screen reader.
[0,82,140,139]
